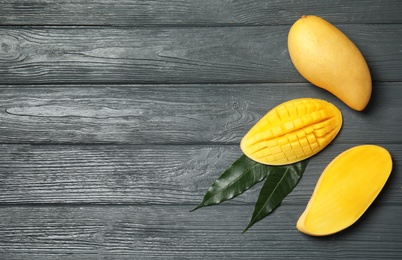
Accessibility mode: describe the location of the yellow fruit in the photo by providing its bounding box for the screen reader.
[240,98,342,165]
[297,145,392,236]
[288,15,372,111]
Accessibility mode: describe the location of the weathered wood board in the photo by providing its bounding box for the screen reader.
[1,205,401,259]
[0,83,400,144]
[0,26,402,84]
[0,143,401,205]
[1,0,402,26]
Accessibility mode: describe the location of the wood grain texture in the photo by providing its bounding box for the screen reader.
[0,83,400,144]
[1,1,402,259]
[1,0,402,26]
[0,143,400,205]
[1,25,402,84]
[1,205,401,259]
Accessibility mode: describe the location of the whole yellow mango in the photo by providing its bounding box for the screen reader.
[240,98,342,165]
[288,15,372,111]
[297,145,392,236]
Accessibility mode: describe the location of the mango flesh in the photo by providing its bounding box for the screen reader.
[297,145,392,236]
[240,98,342,165]
[288,15,372,111]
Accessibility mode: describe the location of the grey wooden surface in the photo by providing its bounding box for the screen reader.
[0,1,401,259]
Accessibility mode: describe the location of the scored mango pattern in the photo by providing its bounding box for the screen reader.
[241,98,342,165]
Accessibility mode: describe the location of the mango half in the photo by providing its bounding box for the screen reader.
[297,145,393,236]
[288,15,372,111]
[240,98,342,165]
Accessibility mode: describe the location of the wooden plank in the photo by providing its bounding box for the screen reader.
[0,204,401,258]
[1,0,402,26]
[1,25,402,84]
[0,83,400,144]
[0,143,400,205]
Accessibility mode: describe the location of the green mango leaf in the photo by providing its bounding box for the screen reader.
[243,159,309,233]
[190,154,272,212]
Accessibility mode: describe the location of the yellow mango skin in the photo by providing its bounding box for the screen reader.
[288,15,372,111]
[297,145,392,236]
[240,98,342,165]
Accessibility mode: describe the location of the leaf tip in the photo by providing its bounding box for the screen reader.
[189,203,203,212]
[242,224,252,234]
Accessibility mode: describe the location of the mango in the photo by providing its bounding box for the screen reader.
[297,145,392,236]
[240,98,342,165]
[288,15,372,111]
